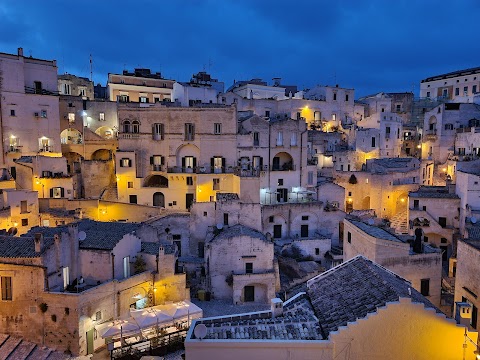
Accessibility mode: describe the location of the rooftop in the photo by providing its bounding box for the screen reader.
[463,238,480,251]
[24,219,142,250]
[141,242,176,255]
[189,256,440,341]
[0,236,54,258]
[208,224,267,244]
[348,219,403,243]
[421,66,480,83]
[307,256,440,336]
[409,186,459,199]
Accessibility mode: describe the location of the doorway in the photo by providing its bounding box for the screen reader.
[244,286,255,302]
[273,224,282,239]
[153,192,165,207]
[86,329,94,355]
[186,193,194,209]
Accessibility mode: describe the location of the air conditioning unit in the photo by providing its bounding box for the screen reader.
[34,112,39,117]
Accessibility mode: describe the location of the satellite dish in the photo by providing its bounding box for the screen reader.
[472,217,478,224]
[367,219,374,225]
[7,227,17,236]
[216,223,223,230]
[194,324,207,340]
[78,231,86,241]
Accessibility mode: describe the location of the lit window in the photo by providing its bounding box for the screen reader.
[99,112,105,121]
[68,113,75,123]
[214,123,222,134]
[41,110,47,118]
[1,276,12,300]
[120,158,132,167]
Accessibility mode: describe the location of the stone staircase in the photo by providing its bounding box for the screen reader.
[0,334,72,360]
[390,209,409,235]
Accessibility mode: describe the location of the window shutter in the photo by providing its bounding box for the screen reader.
[210,158,214,170]
[128,159,132,167]
[181,157,186,168]
[152,125,155,139]
[120,159,124,168]
[193,157,197,169]
[60,188,65,198]
[150,156,154,165]
[222,157,226,170]
[161,156,165,165]
[192,124,195,140]
[50,188,54,198]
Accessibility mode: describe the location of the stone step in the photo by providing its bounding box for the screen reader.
[6,340,36,360]
[0,337,22,359]
[26,346,51,360]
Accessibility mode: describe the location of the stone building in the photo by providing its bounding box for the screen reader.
[186,256,476,360]
[343,218,443,307]
[454,239,480,331]
[205,224,279,304]
[0,48,61,170]
[0,219,187,355]
[108,68,174,103]
[172,71,224,106]
[422,103,480,164]
[420,66,480,102]
[408,186,460,261]
[115,103,239,210]
[0,189,39,235]
[58,74,94,100]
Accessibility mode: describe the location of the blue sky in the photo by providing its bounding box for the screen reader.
[1,0,479,97]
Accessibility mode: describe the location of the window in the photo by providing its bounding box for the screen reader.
[99,112,105,121]
[277,132,283,146]
[473,85,477,93]
[333,92,337,101]
[127,181,133,188]
[152,123,164,140]
[332,114,336,121]
[438,217,447,228]
[139,96,149,103]
[420,279,430,296]
[278,179,284,186]
[464,86,468,94]
[214,123,222,134]
[50,187,64,198]
[118,94,129,102]
[413,199,419,209]
[20,200,27,213]
[182,156,196,170]
[34,81,42,94]
[396,104,401,112]
[245,263,253,274]
[150,155,164,170]
[120,158,132,167]
[79,88,86,97]
[41,110,47,118]
[302,215,309,221]
[21,218,28,226]
[10,109,15,116]
[129,195,137,204]
[63,83,71,95]
[1,277,12,300]
[296,112,301,120]
[269,216,274,223]
[265,110,270,117]
[445,123,453,130]
[223,213,229,225]
[123,121,131,133]
[290,133,297,146]
[443,89,448,97]
[123,256,130,278]
[132,121,140,133]
[371,137,376,147]
[301,224,309,237]
[347,231,352,244]
[315,248,320,255]
[386,126,390,134]
[345,94,349,101]
[348,191,352,196]
[253,132,259,146]
[186,177,193,185]
[308,171,314,185]
[211,156,225,173]
[426,91,431,98]
[95,311,102,321]
[213,178,220,190]
[203,212,207,217]
[185,123,195,141]
[455,88,459,96]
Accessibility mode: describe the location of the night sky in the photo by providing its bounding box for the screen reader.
[1,0,479,98]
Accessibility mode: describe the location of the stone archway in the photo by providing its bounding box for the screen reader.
[91,149,111,161]
[60,128,82,145]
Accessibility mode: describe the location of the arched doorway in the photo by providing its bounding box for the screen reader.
[60,128,82,144]
[95,126,115,139]
[153,192,165,207]
[395,192,409,215]
[272,152,294,171]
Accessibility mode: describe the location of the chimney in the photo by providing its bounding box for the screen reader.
[271,298,283,318]
[455,302,472,327]
[34,233,43,253]
[18,47,24,57]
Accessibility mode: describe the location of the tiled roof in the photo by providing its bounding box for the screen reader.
[348,220,403,243]
[409,186,459,199]
[141,242,176,255]
[463,239,480,251]
[193,293,323,341]
[210,224,267,243]
[0,236,54,258]
[371,157,414,168]
[307,256,440,336]
[466,225,480,241]
[24,219,141,250]
[14,156,33,164]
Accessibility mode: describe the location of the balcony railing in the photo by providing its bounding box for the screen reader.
[25,86,59,96]
[151,164,164,172]
[270,164,296,171]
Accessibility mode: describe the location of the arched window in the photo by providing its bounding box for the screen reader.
[122,121,130,133]
[132,121,140,134]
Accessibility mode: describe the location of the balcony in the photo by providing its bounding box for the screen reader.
[24,86,59,96]
[424,130,437,141]
[271,163,295,171]
[151,164,165,172]
[119,133,140,139]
